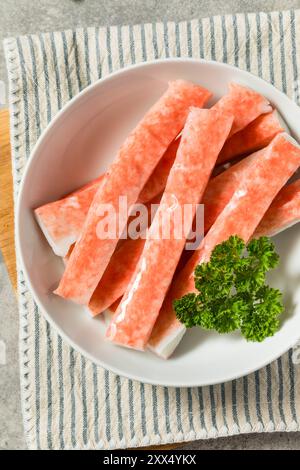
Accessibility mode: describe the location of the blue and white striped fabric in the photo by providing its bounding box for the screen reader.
[4,9,300,450]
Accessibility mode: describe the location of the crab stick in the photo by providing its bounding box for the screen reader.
[106,107,234,350]
[55,80,211,305]
[88,237,146,316]
[218,110,288,164]
[139,138,180,203]
[254,178,300,238]
[35,175,104,257]
[149,133,300,358]
[203,152,263,234]
[214,83,271,137]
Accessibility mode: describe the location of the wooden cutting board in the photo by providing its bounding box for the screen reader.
[0,109,16,290]
[0,108,182,451]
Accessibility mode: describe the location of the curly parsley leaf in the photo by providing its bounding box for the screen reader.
[174,235,283,342]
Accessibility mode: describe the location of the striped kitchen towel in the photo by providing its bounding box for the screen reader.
[4,9,300,450]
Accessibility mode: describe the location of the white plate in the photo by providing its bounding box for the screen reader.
[17,59,300,387]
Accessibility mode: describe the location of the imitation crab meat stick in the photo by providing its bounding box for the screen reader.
[254,179,300,238]
[139,138,180,203]
[202,151,266,233]
[55,80,211,305]
[106,107,234,350]
[35,175,104,257]
[88,237,146,316]
[148,133,300,358]
[213,83,271,137]
[218,110,288,164]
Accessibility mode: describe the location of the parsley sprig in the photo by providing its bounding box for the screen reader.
[174,235,283,342]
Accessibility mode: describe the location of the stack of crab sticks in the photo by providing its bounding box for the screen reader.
[148,133,300,357]
[34,80,300,359]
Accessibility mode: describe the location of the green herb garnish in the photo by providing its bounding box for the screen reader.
[174,235,283,342]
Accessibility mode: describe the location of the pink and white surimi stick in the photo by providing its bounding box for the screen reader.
[202,150,267,233]
[218,109,289,164]
[149,133,300,358]
[35,175,104,257]
[88,238,146,316]
[213,83,271,137]
[253,178,300,238]
[106,107,234,350]
[55,80,211,305]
